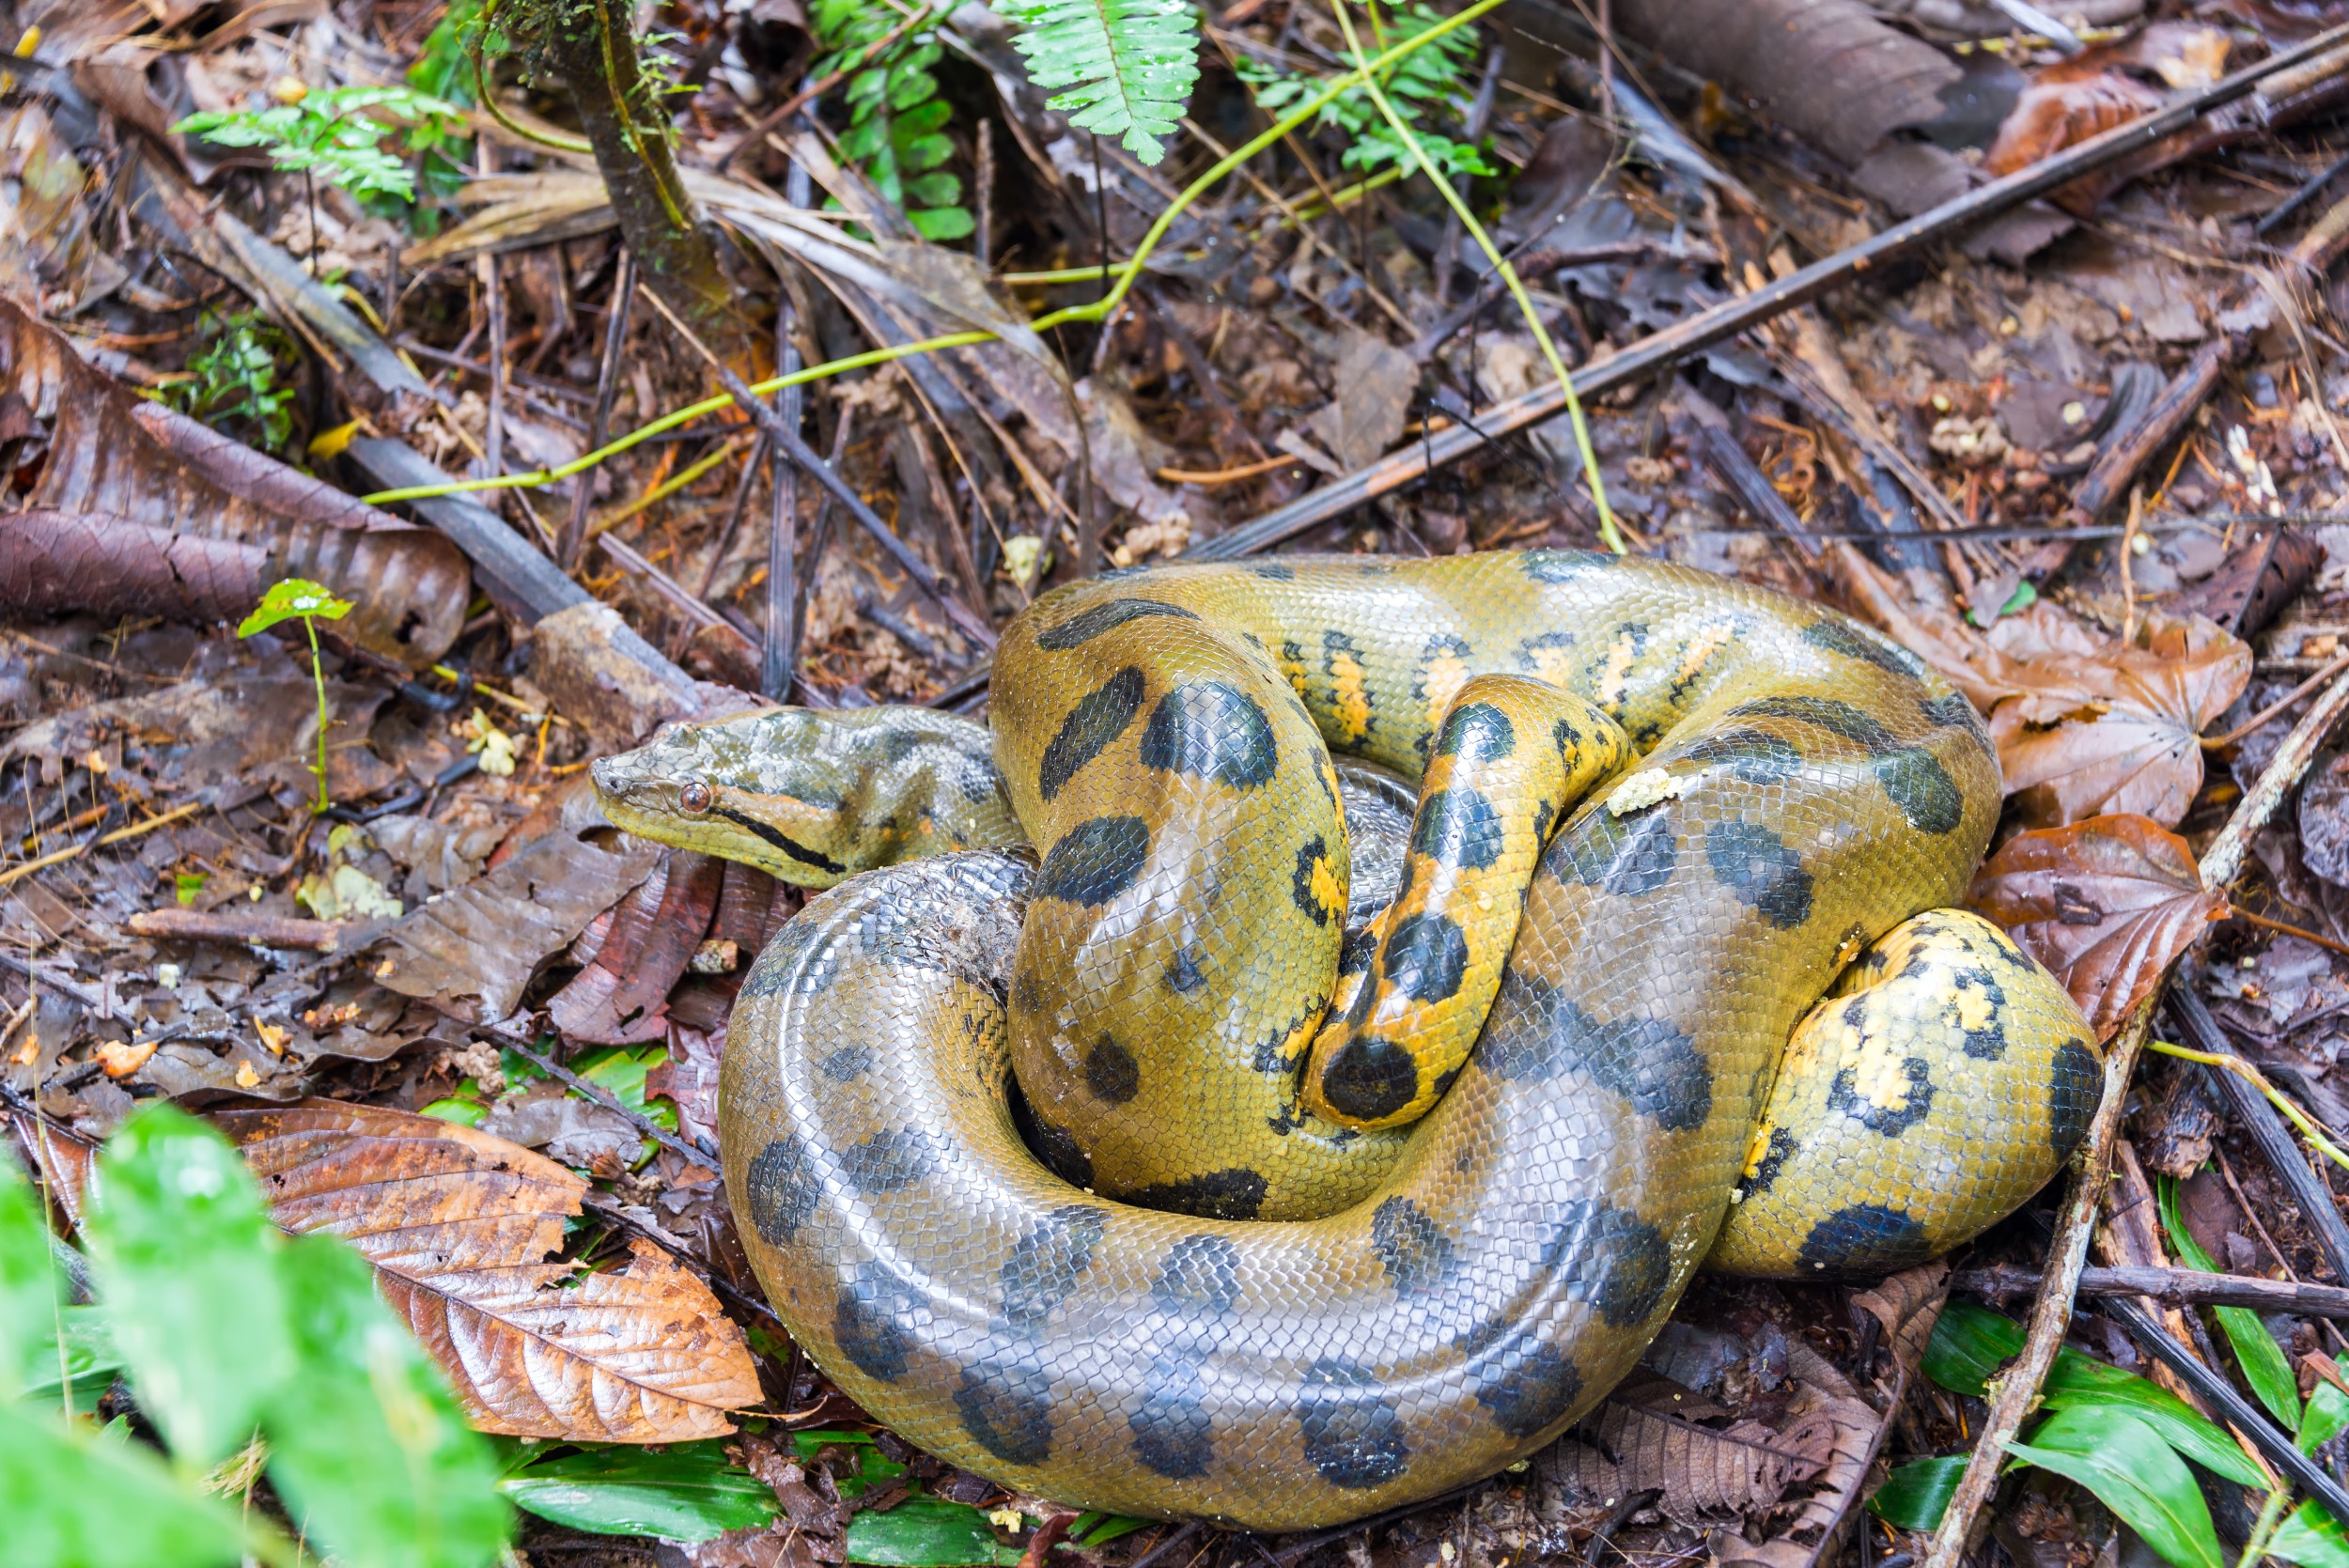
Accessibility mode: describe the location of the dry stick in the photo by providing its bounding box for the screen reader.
[634,287,999,651]
[560,249,635,571]
[765,147,811,701]
[1193,23,2349,564]
[2204,648,2349,748]
[125,908,346,953]
[0,803,204,892]
[1923,658,2349,1566]
[1958,1263,2349,1318]
[479,137,508,489]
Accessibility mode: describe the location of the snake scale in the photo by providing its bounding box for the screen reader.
[595,551,2100,1530]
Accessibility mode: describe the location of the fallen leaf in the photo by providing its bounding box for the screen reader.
[1986,24,2231,213]
[1718,1344,1885,1568]
[1543,1377,1830,1525]
[0,295,466,666]
[1968,814,2227,1037]
[1307,328,1416,472]
[219,1099,761,1442]
[548,850,723,1045]
[1853,1261,1952,1379]
[95,1038,156,1079]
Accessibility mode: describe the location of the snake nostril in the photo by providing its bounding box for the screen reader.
[679,782,714,814]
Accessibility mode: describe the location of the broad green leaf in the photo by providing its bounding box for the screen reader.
[2008,1405,2223,1568]
[0,1159,60,1395]
[263,1234,512,1568]
[1072,1515,1151,1549]
[909,207,978,241]
[83,1103,290,1469]
[237,577,353,637]
[500,1441,776,1542]
[0,1397,251,1568]
[2159,1178,2302,1430]
[21,1304,123,1412]
[2274,1502,2349,1568]
[848,1494,1023,1566]
[1921,1299,2022,1396]
[1869,1455,1968,1530]
[2307,1382,2349,1453]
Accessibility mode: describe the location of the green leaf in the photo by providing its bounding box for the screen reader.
[905,171,962,208]
[909,206,977,241]
[1921,1299,2023,1397]
[2007,1405,2224,1568]
[263,1234,512,1568]
[899,132,956,173]
[992,0,1201,164]
[0,1158,61,1396]
[174,870,209,906]
[83,1103,291,1469]
[847,1494,1023,1566]
[2307,1382,2349,1453]
[501,1441,777,1542]
[21,1304,124,1413]
[0,1397,254,1567]
[2275,1502,2349,1568]
[1869,1455,1967,1530]
[2158,1177,2303,1431]
[238,578,353,638]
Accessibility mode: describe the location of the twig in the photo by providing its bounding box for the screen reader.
[2165,996,2349,1271]
[502,1037,719,1170]
[478,138,507,488]
[561,249,635,570]
[2204,649,2349,748]
[1925,644,2349,1563]
[0,802,205,892]
[766,150,811,701]
[634,286,998,651]
[578,1190,783,1327]
[126,908,347,953]
[1958,1263,2349,1318]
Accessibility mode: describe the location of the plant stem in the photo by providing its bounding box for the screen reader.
[2239,1483,2292,1568]
[303,614,330,813]
[2148,1039,2349,1176]
[1325,0,1619,551]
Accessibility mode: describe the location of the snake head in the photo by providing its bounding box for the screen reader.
[590,706,1019,888]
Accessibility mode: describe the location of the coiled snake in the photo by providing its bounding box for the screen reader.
[594,551,2099,1530]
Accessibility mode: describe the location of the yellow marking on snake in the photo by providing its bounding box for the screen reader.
[594,551,2095,1531]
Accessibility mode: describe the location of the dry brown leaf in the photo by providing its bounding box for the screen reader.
[1852,1261,1951,1379]
[547,849,723,1045]
[6,1108,92,1227]
[1719,1380,1883,1568]
[1835,549,2248,829]
[219,1099,761,1442]
[0,294,466,666]
[1545,1390,1829,1526]
[1985,24,2230,212]
[1968,814,2226,1038]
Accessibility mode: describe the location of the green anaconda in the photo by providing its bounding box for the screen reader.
[593,551,2099,1530]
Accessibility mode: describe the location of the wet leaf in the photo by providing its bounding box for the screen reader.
[237,576,352,636]
[1871,1455,1965,1529]
[1853,1261,1950,1379]
[218,1100,761,1443]
[0,296,465,666]
[501,1440,776,1542]
[1543,1386,1829,1525]
[548,850,723,1045]
[1968,815,2226,1038]
[1986,24,2230,212]
[2007,1405,2223,1568]
[2158,1176,2301,1431]
[847,1495,1026,1566]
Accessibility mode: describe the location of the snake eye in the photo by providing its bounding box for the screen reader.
[679,782,713,814]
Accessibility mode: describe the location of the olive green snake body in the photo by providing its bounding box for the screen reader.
[593,551,2099,1530]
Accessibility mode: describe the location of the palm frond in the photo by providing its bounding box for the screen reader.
[993,0,1201,164]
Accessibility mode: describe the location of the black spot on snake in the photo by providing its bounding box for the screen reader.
[1519,550,1610,583]
[1678,728,1804,784]
[1481,975,1714,1131]
[2049,1039,2100,1158]
[1370,1196,1456,1296]
[834,1260,923,1383]
[1001,1205,1109,1327]
[1383,912,1470,1004]
[1952,967,2010,1059]
[1034,598,1198,650]
[1875,749,1965,835]
[842,1128,935,1193]
[1140,682,1281,789]
[879,729,925,764]
[1727,695,1898,755]
[1559,809,1678,897]
[1466,1333,1583,1440]
[1337,928,1377,978]
[1741,1126,1797,1198]
[956,1347,1056,1465]
[1152,1234,1243,1317]
[1292,836,1336,926]
[1130,1352,1215,1478]
[1084,1034,1142,1105]
[1828,1056,1936,1137]
[1413,787,1503,871]
[1921,691,1995,758]
[1798,1203,1933,1274]
[1296,1358,1411,1488]
[1802,617,1924,675]
[1037,666,1145,801]
[1029,1118,1093,1190]
[1163,945,1206,993]
[713,806,848,875]
[1706,821,1813,928]
[1558,1200,1672,1327]
[745,1135,821,1246]
[1123,1168,1269,1221]
[1321,1036,1419,1123]
[818,1044,873,1082]
[1033,815,1151,908]
[1010,968,1045,1015]
[1437,702,1517,763]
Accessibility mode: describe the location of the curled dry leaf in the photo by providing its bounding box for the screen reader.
[1852,1261,1952,1380]
[1968,813,2227,1038]
[1718,1343,1887,1568]
[218,1099,761,1442]
[0,294,465,666]
[548,849,724,1045]
[1836,549,2249,828]
[1542,1380,1830,1526]
[1985,23,2231,212]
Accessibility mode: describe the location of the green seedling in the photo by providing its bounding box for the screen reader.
[239,579,353,814]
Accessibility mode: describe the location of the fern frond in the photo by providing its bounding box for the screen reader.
[994,0,1201,165]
